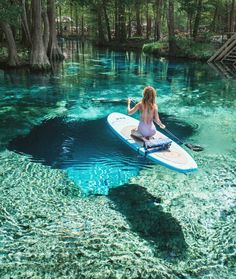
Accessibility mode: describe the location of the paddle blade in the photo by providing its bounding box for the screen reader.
[185,143,204,152]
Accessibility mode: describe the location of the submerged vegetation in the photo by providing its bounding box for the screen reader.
[0,0,236,68]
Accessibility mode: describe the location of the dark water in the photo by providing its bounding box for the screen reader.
[8,117,151,194]
[8,114,196,194]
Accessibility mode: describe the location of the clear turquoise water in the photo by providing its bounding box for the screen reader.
[0,41,235,278]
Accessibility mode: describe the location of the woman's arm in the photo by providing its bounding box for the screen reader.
[127,98,140,115]
[153,104,165,129]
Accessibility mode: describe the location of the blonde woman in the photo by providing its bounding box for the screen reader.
[127,86,165,140]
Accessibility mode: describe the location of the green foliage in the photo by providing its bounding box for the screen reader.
[0,0,21,25]
[143,41,168,53]
[143,37,215,60]
[176,37,215,59]
[18,48,30,61]
[177,0,198,17]
[0,0,231,66]
[0,46,29,62]
[0,47,8,59]
[129,36,146,41]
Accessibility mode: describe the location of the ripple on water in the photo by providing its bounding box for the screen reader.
[0,150,235,278]
[7,114,199,195]
[7,117,153,195]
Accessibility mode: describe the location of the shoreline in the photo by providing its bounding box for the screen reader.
[0,38,212,70]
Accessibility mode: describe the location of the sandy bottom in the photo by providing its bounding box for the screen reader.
[0,149,235,279]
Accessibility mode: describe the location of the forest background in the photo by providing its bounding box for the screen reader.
[0,0,235,70]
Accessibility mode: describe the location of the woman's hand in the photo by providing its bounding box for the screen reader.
[127,97,132,105]
[159,123,166,129]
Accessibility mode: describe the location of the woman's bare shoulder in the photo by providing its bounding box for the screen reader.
[137,101,142,108]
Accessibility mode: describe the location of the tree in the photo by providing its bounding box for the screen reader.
[47,0,64,61]
[102,0,112,42]
[178,0,198,35]
[167,0,177,55]
[21,0,32,47]
[155,0,162,40]
[42,8,49,51]
[30,0,50,70]
[135,0,142,36]
[0,22,19,66]
[0,0,20,66]
[145,0,152,39]
[229,0,235,32]
[192,0,203,39]
[117,0,126,41]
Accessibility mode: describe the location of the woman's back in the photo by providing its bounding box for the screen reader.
[139,103,156,124]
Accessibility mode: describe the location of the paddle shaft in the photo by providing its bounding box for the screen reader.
[163,127,185,145]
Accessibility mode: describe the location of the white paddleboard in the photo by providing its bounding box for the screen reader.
[107,112,198,173]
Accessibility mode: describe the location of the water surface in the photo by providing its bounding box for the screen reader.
[0,41,235,278]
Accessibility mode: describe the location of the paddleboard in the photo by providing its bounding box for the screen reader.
[107,112,198,173]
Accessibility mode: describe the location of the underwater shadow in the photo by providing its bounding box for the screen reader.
[109,184,187,257]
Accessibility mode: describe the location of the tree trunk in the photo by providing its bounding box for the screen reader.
[30,0,50,70]
[117,0,126,42]
[227,2,231,33]
[81,11,84,38]
[192,0,203,39]
[97,6,106,44]
[59,5,63,36]
[128,8,131,38]
[146,0,150,39]
[27,0,33,35]
[70,2,73,35]
[42,10,49,52]
[136,0,142,36]
[167,0,177,55]
[211,3,219,32]
[0,31,3,44]
[155,0,162,40]
[21,0,32,47]
[0,22,20,67]
[189,14,193,35]
[47,0,64,61]
[102,0,111,41]
[114,0,118,40]
[75,4,79,37]
[230,0,235,32]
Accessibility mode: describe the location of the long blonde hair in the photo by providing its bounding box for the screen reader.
[141,86,156,111]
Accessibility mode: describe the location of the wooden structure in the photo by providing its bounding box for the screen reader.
[208,33,236,78]
[208,33,236,63]
[208,61,236,79]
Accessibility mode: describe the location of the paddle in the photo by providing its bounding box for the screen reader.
[130,98,203,152]
[163,127,203,152]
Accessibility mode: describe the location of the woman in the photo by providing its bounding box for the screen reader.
[127,86,165,140]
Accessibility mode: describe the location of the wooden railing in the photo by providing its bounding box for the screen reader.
[208,61,236,79]
[208,33,236,62]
